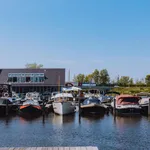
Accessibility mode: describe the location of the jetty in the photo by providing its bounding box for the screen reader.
[0,147,98,150]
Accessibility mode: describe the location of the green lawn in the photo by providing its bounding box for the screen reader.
[111,87,150,95]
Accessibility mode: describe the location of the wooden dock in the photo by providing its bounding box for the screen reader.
[0,147,99,150]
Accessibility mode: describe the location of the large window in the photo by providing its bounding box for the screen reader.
[7,73,45,83]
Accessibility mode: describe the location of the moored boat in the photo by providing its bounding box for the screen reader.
[137,93,150,115]
[19,99,42,116]
[52,93,75,115]
[81,97,107,114]
[0,97,13,115]
[111,95,141,116]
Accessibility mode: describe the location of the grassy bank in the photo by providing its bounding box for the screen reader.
[111,87,150,95]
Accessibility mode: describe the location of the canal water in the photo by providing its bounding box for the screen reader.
[0,113,150,150]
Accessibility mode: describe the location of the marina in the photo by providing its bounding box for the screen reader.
[0,71,150,150]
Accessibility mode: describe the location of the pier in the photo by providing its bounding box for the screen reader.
[0,147,98,150]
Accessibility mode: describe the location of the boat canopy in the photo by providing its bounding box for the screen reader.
[83,97,101,105]
[23,99,40,106]
[62,86,82,92]
[116,95,140,105]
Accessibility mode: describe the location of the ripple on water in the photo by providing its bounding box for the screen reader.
[0,113,150,150]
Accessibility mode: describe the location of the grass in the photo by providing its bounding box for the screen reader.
[111,87,150,95]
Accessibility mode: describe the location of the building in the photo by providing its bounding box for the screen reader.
[0,68,65,93]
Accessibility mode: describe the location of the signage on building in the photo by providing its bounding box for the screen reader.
[81,83,96,87]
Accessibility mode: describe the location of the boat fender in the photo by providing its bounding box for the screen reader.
[3,92,9,97]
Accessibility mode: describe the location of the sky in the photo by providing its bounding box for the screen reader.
[0,0,150,81]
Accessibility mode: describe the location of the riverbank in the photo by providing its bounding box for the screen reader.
[111,87,150,94]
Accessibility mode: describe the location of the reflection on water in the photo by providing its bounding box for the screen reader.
[52,113,75,125]
[0,113,150,150]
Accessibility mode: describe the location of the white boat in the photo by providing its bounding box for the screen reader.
[52,93,76,115]
[111,95,141,116]
[137,92,150,114]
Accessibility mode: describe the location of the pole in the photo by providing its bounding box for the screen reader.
[148,99,150,116]
[6,99,8,116]
[42,99,45,116]
[113,98,116,116]
[78,96,81,115]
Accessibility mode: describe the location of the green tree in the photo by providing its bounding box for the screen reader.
[135,79,145,86]
[145,75,150,85]
[118,76,130,86]
[99,69,110,84]
[25,63,43,69]
[84,74,93,83]
[73,74,85,83]
[128,78,134,86]
[92,69,99,84]
[84,76,89,83]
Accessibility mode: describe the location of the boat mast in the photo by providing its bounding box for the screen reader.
[58,75,60,93]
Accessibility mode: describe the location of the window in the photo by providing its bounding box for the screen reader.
[7,73,45,83]
[13,77,17,82]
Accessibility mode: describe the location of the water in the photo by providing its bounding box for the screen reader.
[0,113,150,150]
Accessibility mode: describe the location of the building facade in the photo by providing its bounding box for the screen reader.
[0,68,65,93]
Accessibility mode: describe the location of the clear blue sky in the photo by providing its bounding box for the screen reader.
[0,0,150,81]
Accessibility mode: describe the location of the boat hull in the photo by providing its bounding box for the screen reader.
[81,104,106,114]
[19,105,42,117]
[115,108,141,116]
[53,102,75,115]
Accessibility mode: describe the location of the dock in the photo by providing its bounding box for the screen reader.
[0,147,98,150]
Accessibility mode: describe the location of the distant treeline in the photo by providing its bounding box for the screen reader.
[73,69,150,86]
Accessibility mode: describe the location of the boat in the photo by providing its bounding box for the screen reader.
[52,93,76,115]
[19,99,42,116]
[0,97,13,115]
[136,92,150,115]
[19,92,42,116]
[80,97,107,114]
[25,92,42,104]
[111,95,141,116]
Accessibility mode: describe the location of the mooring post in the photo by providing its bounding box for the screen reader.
[113,98,116,116]
[6,99,8,116]
[148,99,150,116]
[42,99,45,116]
[79,97,81,114]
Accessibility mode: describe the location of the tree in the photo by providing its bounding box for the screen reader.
[25,63,43,69]
[92,69,99,84]
[118,76,130,86]
[99,69,110,84]
[84,74,93,83]
[145,75,150,85]
[128,78,134,86]
[84,76,89,83]
[135,79,145,86]
[73,74,85,83]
